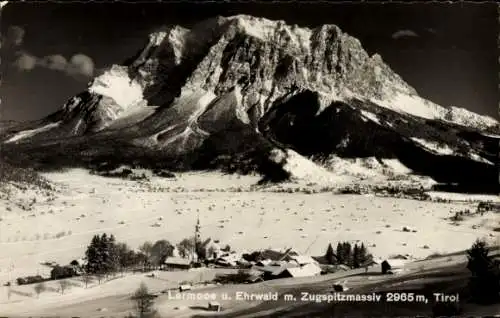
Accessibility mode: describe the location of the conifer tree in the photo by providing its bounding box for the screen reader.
[353,244,360,268]
[325,243,335,265]
[336,243,343,265]
[107,234,119,275]
[359,243,368,263]
[99,233,110,276]
[343,242,352,267]
[85,235,101,274]
[466,239,500,304]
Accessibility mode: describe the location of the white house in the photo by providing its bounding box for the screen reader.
[285,263,322,278]
[288,255,319,266]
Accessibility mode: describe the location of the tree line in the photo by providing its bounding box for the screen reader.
[83,233,208,278]
[15,232,220,289]
[324,241,372,268]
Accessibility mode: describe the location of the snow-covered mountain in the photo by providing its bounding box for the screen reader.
[1,15,498,188]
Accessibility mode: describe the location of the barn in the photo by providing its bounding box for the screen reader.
[164,257,191,271]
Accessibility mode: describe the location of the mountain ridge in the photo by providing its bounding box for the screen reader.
[1,14,498,190]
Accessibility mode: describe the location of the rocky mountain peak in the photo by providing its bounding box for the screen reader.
[121,15,417,111]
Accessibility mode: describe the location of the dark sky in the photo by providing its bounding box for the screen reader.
[1,1,498,121]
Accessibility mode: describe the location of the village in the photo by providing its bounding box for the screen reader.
[6,211,415,314]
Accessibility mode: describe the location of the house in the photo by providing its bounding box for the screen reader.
[244,269,265,283]
[179,284,192,292]
[215,252,242,267]
[246,274,264,283]
[208,301,221,312]
[312,254,338,265]
[255,259,273,266]
[288,255,319,266]
[282,263,322,278]
[204,238,222,260]
[360,258,379,271]
[332,284,344,292]
[254,260,323,280]
[236,259,252,268]
[164,257,191,271]
[381,259,408,274]
[360,260,378,272]
[259,248,298,261]
[215,258,235,267]
[252,262,297,280]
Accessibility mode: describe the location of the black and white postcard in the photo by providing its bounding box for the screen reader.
[0,1,499,317]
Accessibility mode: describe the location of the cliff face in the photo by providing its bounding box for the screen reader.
[130,16,416,112]
[1,15,498,188]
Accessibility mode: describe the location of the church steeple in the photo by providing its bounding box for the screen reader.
[195,212,201,242]
[193,212,201,262]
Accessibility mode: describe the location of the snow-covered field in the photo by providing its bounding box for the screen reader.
[0,169,498,316]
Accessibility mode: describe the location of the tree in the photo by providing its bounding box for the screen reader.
[85,234,102,274]
[325,243,335,265]
[196,243,207,261]
[177,238,195,259]
[107,234,120,275]
[193,238,212,262]
[343,242,352,267]
[96,272,104,285]
[466,239,500,304]
[150,240,174,267]
[58,279,70,295]
[336,243,343,265]
[84,233,121,277]
[99,233,111,277]
[132,282,158,318]
[139,241,154,269]
[336,242,352,266]
[116,242,136,274]
[82,272,92,288]
[139,241,153,258]
[34,282,46,298]
[359,243,368,263]
[134,252,149,272]
[352,244,360,268]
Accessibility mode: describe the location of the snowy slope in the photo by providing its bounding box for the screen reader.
[5,122,61,143]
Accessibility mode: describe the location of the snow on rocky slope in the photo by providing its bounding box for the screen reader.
[444,105,498,130]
